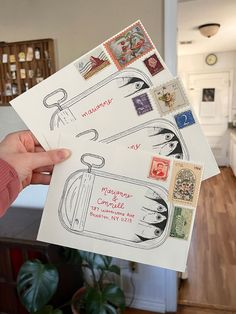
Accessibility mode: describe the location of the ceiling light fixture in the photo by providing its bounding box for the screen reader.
[198,23,220,38]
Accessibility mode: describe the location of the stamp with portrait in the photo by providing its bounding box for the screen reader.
[132,93,153,115]
[148,156,170,181]
[168,161,203,207]
[170,206,193,240]
[104,21,154,70]
[74,47,110,80]
[174,110,195,129]
[151,78,189,116]
[143,53,164,76]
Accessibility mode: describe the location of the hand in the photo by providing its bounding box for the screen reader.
[0,130,71,191]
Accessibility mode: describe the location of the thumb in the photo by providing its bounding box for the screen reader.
[28,149,71,170]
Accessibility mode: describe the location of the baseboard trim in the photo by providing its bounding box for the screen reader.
[126,294,166,313]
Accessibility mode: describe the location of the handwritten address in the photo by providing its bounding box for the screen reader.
[89,186,135,224]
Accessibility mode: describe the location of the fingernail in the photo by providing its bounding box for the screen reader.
[57,149,71,160]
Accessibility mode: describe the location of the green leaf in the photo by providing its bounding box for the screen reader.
[80,251,108,270]
[108,265,120,276]
[17,260,59,313]
[34,305,63,314]
[85,287,106,314]
[104,304,117,314]
[101,255,112,269]
[61,247,82,265]
[102,284,125,311]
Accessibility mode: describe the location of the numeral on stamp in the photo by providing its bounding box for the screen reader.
[174,110,195,129]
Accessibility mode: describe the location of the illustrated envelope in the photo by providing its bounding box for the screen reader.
[37,136,204,271]
[10,20,219,180]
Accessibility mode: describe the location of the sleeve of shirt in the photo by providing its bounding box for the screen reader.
[0,159,20,217]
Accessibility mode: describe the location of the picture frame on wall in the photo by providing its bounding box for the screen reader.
[202,88,215,102]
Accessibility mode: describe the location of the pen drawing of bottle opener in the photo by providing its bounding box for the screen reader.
[76,119,189,160]
[43,67,152,130]
[59,154,173,249]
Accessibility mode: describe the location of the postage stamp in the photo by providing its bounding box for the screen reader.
[151,78,189,116]
[168,161,203,207]
[174,110,195,129]
[104,21,154,70]
[148,156,170,181]
[74,47,110,80]
[143,53,164,76]
[170,206,193,240]
[132,93,153,115]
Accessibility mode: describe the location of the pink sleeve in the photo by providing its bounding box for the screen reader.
[0,159,20,217]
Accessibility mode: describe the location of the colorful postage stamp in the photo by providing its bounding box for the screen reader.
[74,47,110,80]
[151,78,189,116]
[104,21,154,70]
[132,93,153,115]
[168,161,203,207]
[174,110,195,129]
[170,206,193,240]
[148,156,170,181]
[143,53,164,76]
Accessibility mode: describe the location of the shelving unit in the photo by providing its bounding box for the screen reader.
[0,38,56,106]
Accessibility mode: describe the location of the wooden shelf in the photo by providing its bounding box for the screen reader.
[0,38,56,106]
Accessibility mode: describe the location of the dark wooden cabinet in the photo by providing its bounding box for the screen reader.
[0,207,83,314]
[0,39,56,106]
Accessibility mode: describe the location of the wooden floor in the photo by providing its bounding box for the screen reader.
[125,305,236,313]
[179,167,236,311]
[126,167,236,314]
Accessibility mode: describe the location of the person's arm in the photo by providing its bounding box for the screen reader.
[0,130,71,216]
[0,158,20,217]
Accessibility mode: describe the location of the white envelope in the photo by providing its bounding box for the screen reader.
[38,136,204,271]
[10,20,219,180]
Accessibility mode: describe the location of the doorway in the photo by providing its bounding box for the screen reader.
[188,71,231,165]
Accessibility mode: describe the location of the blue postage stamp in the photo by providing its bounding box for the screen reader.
[132,93,153,116]
[174,110,195,129]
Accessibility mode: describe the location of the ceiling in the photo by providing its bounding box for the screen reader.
[178,0,236,56]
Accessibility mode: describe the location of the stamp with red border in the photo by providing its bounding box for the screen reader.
[149,157,170,181]
[104,21,154,70]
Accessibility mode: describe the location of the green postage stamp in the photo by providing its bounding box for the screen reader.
[170,206,193,240]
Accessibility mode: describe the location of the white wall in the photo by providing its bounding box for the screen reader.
[178,50,236,120]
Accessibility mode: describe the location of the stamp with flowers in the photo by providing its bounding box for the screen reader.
[151,78,189,116]
[104,21,154,70]
[168,161,203,207]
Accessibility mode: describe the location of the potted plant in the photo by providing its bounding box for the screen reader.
[16,249,126,314]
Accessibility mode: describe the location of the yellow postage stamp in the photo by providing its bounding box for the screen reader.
[168,161,203,207]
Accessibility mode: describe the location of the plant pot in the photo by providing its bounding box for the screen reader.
[71,287,86,314]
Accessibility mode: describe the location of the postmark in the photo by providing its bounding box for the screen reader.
[104,21,154,70]
[151,78,189,116]
[168,161,203,207]
[74,47,110,80]
[132,93,153,115]
[143,53,164,76]
[174,110,195,129]
[148,157,170,181]
[170,206,193,240]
